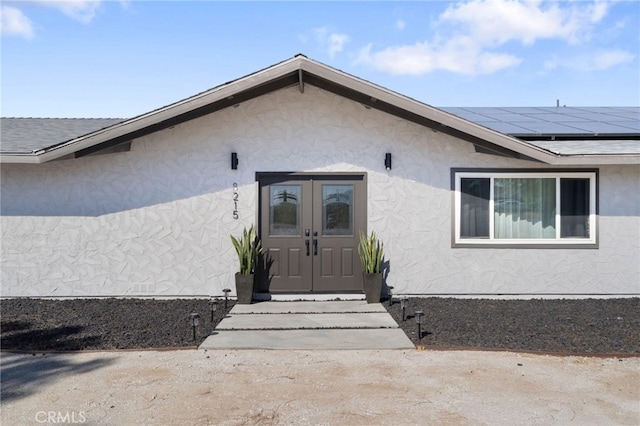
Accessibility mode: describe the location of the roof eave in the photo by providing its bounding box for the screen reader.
[1,56,638,166]
[1,56,305,164]
[546,154,640,166]
[298,59,560,164]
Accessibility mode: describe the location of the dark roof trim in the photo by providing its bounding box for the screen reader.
[76,71,300,158]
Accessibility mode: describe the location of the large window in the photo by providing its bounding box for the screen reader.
[453,170,597,247]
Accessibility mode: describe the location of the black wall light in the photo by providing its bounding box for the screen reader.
[384,153,392,171]
[231,152,238,170]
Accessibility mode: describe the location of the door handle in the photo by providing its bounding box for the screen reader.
[313,239,318,256]
[305,240,310,256]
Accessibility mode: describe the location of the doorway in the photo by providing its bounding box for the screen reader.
[258,173,367,293]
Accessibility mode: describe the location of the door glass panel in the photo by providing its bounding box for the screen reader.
[322,184,353,236]
[270,185,301,236]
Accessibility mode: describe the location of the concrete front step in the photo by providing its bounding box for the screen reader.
[199,300,415,350]
[199,329,415,350]
[216,312,399,330]
[230,300,388,315]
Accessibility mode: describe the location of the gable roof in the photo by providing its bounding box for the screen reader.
[1,55,638,165]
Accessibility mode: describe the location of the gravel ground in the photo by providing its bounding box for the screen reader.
[1,297,638,354]
[1,298,234,351]
[386,297,640,354]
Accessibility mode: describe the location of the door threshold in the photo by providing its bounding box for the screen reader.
[254,293,365,302]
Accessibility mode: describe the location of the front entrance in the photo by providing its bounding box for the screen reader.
[258,173,367,293]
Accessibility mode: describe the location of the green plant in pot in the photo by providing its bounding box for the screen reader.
[358,230,384,304]
[230,225,264,304]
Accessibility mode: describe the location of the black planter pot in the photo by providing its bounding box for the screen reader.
[235,273,254,304]
[363,273,383,304]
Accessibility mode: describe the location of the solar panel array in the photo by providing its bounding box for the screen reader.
[440,106,640,136]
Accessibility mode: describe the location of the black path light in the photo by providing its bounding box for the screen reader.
[415,310,425,339]
[222,288,231,310]
[189,313,200,343]
[401,297,409,322]
[210,297,219,322]
[387,286,394,306]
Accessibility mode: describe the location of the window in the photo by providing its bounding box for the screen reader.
[453,170,597,247]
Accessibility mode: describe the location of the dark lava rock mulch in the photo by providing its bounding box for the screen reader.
[385,297,640,355]
[1,297,638,354]
[1,298,234,351]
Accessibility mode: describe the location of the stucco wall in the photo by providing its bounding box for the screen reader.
[2,86,639,297]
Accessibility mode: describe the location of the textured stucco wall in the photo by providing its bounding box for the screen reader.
[2,86,639,297]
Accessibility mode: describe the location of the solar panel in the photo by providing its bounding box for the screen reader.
[441,107,640,136]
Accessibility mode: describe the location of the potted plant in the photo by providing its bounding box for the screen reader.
[358,230,384,303]
[230,225,264,304]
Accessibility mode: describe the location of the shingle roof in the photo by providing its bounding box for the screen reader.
[1,118,125,154]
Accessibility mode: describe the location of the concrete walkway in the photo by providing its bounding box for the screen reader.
[199,301,415,350]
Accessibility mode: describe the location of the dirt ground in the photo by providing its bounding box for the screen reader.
[2,349,638,425]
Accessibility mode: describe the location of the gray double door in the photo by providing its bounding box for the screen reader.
[259,174,366,293]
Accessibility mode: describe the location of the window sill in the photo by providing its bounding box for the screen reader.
[452,239,598,249]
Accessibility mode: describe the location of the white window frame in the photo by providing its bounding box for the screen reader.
[453,170,597,247]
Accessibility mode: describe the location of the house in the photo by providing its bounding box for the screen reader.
[1,55,639,298]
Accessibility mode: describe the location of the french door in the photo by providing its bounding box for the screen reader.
[258,174,366,292]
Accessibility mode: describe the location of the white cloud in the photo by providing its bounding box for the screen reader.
[328,33,349,58]
[395,19,406,30]
[567,49,636,71]
[440,0,610,46]
[313,27,349,58]
[540,49,635,74]
[590,49,635,70]
[34,0,103,24]
[357,36,522,76]
[1,5,34,38]
[357,0,614,76]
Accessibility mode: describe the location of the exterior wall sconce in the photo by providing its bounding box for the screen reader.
[231,152,239,170]
[385,153,392,171]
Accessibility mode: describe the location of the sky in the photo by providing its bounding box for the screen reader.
[1,0,639,118]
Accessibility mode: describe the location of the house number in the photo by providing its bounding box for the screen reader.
[232,183,239,219]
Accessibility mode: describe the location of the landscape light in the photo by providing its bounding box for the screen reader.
[387,286,394,306]
[222,288,231,310]
[401,297,408,322]
[189,313,200,343]
[210,297,219,322]
[415,310,425,339]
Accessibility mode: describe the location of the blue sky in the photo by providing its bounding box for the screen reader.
[1,1,639,118]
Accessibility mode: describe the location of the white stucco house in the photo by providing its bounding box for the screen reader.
[1,55,639,298]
